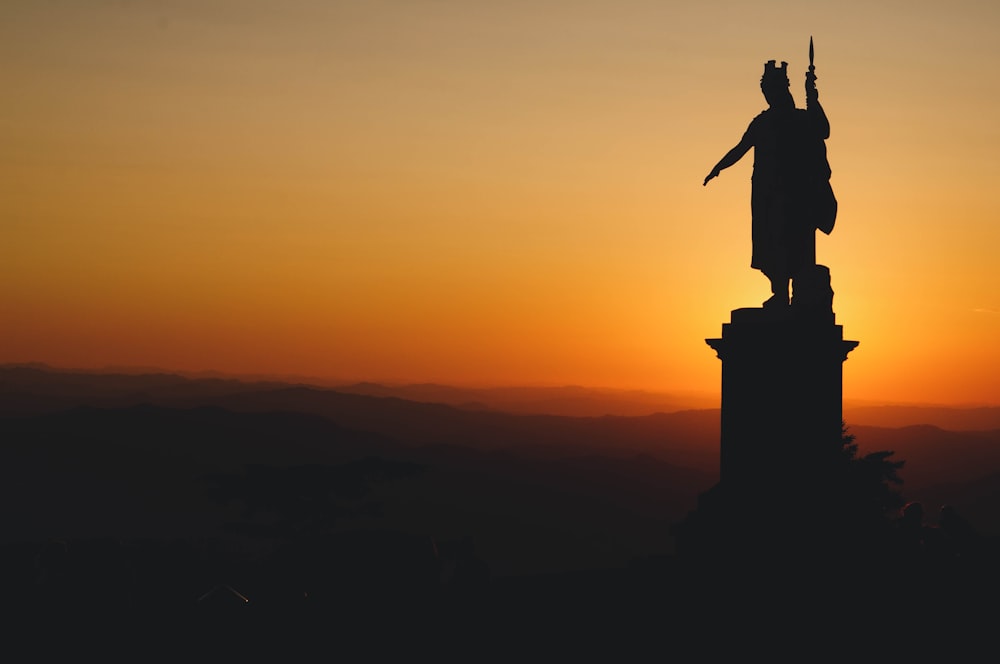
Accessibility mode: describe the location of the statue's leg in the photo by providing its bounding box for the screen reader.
[753,190,790,308]
[763,272,789,308]
[788,220,816,306]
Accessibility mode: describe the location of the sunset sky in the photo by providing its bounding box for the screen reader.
[3,1,999,406]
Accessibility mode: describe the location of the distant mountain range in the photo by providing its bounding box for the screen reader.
[1,363,999,574]
[4,362,998,427]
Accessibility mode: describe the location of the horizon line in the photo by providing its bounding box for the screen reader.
[2,360,998,410]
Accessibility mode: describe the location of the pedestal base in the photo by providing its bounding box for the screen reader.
[706,306,858,489]
[673,307,859,562]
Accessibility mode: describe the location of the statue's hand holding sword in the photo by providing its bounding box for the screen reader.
[806,36,818,108]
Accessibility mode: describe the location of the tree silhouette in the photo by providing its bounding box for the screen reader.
[799,423,905,562]
[673,422,906,570]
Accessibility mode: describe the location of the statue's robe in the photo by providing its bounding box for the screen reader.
[743,105,836,281]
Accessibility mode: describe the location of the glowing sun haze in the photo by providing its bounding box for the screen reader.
[3,1,999,406]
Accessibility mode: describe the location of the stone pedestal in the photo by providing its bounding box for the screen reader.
[706,307,858,490]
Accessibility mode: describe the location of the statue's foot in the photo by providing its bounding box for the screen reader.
[762,294,789,308]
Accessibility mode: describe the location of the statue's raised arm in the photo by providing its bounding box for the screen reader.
[805,37,830,139]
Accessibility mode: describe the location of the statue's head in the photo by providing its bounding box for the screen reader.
[760,60,795,109]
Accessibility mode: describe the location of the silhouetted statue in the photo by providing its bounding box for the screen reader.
[704,39,837,309]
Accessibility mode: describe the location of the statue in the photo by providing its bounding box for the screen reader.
[704,38,837,310]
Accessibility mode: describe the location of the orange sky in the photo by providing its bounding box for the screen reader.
[2,1,999,406]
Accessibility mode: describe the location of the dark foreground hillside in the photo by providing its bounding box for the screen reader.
[4,530,999,660]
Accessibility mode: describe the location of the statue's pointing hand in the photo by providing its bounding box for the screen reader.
[704,168,720,186]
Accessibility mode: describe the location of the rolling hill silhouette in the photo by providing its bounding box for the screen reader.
[2,365,1000,654]
[3,366,999,523]
[0,400,713,575]
[2,366,998,563]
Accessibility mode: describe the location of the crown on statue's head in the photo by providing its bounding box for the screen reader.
[761,60,789,87]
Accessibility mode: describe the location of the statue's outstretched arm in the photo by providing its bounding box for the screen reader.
[704,136,752,186]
